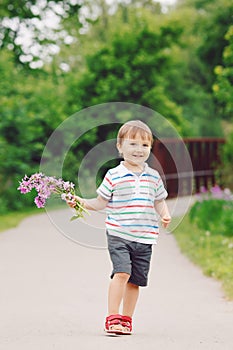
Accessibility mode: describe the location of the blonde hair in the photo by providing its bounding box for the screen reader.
[117,120,153,146]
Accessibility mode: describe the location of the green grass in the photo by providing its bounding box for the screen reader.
[0,208,45,233]
[172,215,233,300]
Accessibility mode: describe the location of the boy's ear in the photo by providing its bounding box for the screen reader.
[116,142,121,152]
[116,143,123,157]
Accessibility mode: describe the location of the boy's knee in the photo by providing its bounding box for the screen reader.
[114,272,130,283]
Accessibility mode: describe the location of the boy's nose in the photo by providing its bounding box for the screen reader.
[136,144,143,152]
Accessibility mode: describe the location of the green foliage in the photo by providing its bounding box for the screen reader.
[189,199,233,237]
[67,26,190,135]
[213,26,233,120]
[216,132,233,190]
[185,0,233,88]
[0,0,82,67]
[173,0,232,135]
[0,50,67,212]
[201,8,232,76]
[222,132,233,165]
[0,0,231,213]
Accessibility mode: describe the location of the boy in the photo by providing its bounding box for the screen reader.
[67,120,171,335]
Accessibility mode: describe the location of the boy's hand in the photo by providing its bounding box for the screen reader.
[66,195,84,209]
[66,195,108,211]
[161,215,171,228]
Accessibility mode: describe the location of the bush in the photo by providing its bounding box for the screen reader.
[218,132,233,190]
[189,185,233,237]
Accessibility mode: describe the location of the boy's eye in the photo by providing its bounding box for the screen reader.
[129,142,150,147]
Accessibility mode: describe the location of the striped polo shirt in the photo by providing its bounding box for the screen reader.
[97,162,168,244]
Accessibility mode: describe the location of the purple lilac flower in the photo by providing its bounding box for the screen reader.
[18,175,33,193]
[34,196,46,208]
[196,184,233,203]
[210,185,223,199]
[18,172,88,220]
[196,186,209,202]
[200,186,208,193]
[18,186,31,194]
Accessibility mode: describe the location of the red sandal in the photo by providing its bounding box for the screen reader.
[104,314,123,334]
[121,315,132,335]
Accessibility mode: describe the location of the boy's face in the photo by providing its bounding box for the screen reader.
[117,137,151,167]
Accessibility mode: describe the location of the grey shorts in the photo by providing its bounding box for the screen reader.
[107,232,153,287]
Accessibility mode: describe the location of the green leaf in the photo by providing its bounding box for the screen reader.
[70,215,79,222]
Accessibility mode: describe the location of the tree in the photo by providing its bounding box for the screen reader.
[0,0,82,68]
[65,25,191,135]
[0,49,67,211]
[213,26,233,122]
[185,0,233,89]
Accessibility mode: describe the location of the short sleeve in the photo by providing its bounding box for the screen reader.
[154,174,168,201]
[96,170,113,201]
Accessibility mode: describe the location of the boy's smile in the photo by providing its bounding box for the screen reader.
[117,138,151,170]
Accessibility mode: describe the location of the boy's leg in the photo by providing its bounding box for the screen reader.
[108,272,130,315]
[107,275,136,334]
[106,233,132,315]
[122,282,139,317]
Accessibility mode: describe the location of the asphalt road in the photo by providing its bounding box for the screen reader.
[0,197,232,350]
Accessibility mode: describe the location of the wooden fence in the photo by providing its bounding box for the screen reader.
[150,138,225,198]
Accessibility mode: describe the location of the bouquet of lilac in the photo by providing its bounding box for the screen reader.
[17,173,88,220]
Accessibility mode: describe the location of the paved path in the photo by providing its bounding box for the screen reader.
[0,197,232,350]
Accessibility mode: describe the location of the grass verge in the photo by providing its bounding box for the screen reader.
[0,208,45,233]
[172,215,233,300]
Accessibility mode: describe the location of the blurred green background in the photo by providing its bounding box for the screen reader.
[1,0,233,213]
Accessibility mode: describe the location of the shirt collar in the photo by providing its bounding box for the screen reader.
[118,161,149,175]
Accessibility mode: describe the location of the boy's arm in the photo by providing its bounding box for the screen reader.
[67,195,108,211]
[154,199,171,228]
[81,195,108,211]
